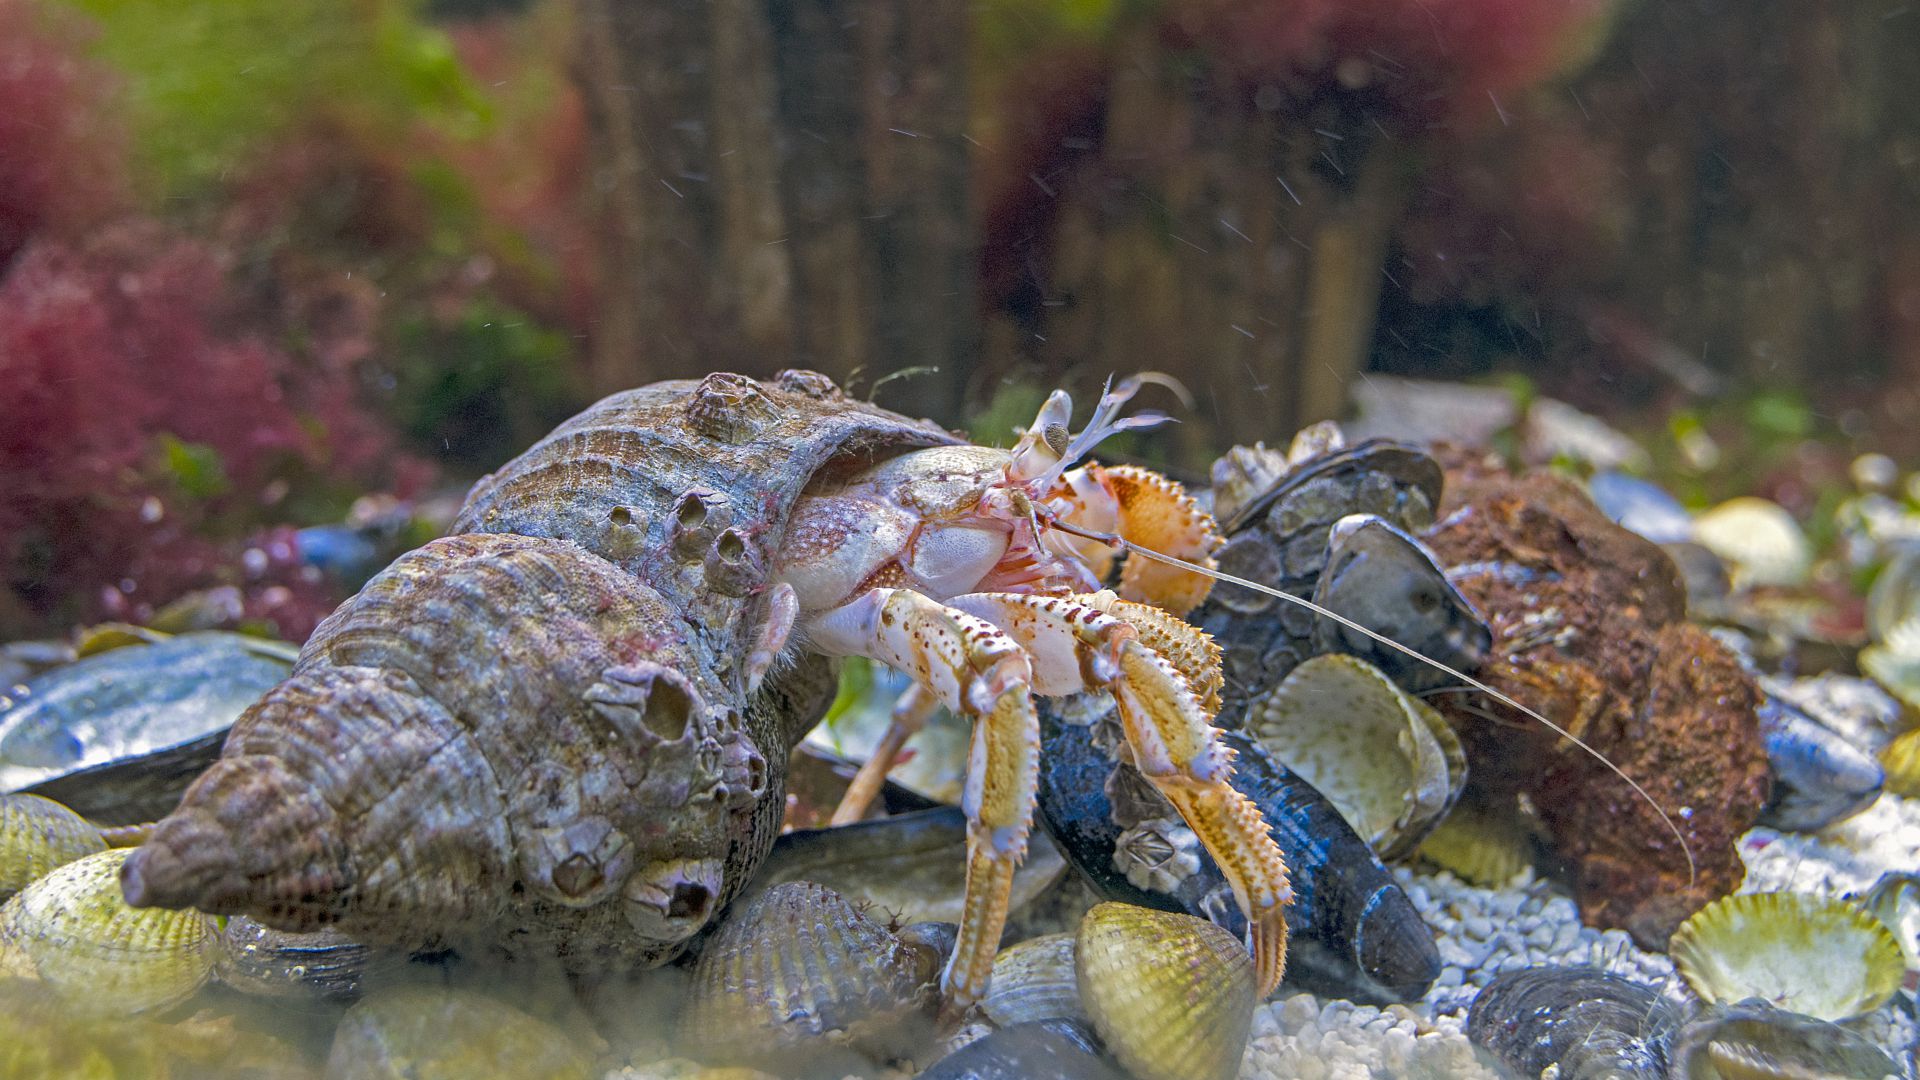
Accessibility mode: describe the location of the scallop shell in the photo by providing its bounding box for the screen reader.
[1,792,106,899]
[0,847,216,1014]
[1669,892,1903,1021]
[677,881,940,1068]
[1075,902,1255,1080]
[980,932,1085,1028]
[328,984,596,1080]
[1247,653,1467,859]
[1668,1001,1902,1080]
[1692,497,1812,589]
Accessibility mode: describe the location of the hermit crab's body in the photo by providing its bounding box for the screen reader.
[118,371,1292,1009]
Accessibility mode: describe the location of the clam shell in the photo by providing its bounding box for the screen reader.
[1248,653,1466,859]
[327,984,596,1080]
[1414,799,1533,887]
[1,792,106,899]
[678,881,939,1068]
[1876,725,1920,798]
[1075,902,1255,1080]
[1693,498,1812,589]
[1668,1001,1902,1080]
[1669,892,1903,1021]
[1465,965,1683,1080]
[0,847,216,1014]
[981,932,1085,1028]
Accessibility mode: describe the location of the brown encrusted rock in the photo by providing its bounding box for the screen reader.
[1422,461,1770,947]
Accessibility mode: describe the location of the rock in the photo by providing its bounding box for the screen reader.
[1422,462,1771,948]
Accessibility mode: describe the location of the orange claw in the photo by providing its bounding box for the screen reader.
[1054,464,1223,616]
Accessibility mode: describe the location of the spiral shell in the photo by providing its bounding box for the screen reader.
[122,373,955,972]
[1,792,106,899]
[678,881,943,1068]
[0,847,216,1014]
[1075,903,1256,1080]
[1669,892,1903,1021]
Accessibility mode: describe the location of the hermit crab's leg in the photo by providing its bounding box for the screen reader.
[806,588,1041,1008]
[828,684,937,826]
[1054,464,1223,616]
[1104,632,1293,997]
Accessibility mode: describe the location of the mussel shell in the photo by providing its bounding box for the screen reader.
[1466,965,1684,1080]
[327,984,596,1080]
[749,805,1065,927]
[1588,471,1697,546]
[1310,515,1492,693]
[916,1019,1125,1080]
[0,633,293,824]
[1670,892,1904,1022]
[1247,653,1467,860]
[215,916,378,1002]
[1075,903,1255,1080]
[981,932,1084,1028]
[1217,440,1443,539]
[1036,709,1439,1004]
[1668,1000,1902,1080]
[678,881,940,1068]
[0,847,216,1014]
[1755,695,1884,832]
[0,792,106,899]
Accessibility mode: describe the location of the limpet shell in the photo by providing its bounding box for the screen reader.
[0,847,216,1014]
[980,932,1085,1028]
[1,792,106,899]
[1693,497,1811,588]
[1248,653,1466,859]
[1669,892,1903,1021]
[1075,903,1255,1080]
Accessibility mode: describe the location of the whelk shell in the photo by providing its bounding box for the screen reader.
[0,846,216,1014]
[1075,902,1255,1080]
[1669,892,1903,1021]
[1247,653,1466,859]
[1668,1000,1902,1080]
[677,881,942,1068]
[0,792,106,899]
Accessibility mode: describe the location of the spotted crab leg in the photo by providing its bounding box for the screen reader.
[942,591,1290,997]
[806,588,1040,1010]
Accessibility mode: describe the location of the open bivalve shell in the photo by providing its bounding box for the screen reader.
[0,846,216,1014]
[1669,892,1903,1022]
[1075,902,1256,1080]
[1247,653,1466,859]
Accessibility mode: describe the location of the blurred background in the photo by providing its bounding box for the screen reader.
[4,0,1918,641]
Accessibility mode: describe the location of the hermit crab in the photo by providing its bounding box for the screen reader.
[117,371,1292,1011]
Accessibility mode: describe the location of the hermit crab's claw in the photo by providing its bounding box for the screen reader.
[1054,464,1223,616]
[1091,595,1293,997]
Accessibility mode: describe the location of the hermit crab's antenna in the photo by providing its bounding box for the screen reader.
[1045,518,1700,889]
